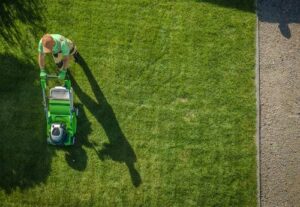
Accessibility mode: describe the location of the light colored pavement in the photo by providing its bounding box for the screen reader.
[258,0,300,206]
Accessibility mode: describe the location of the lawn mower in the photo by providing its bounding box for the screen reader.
[40,71,78,145]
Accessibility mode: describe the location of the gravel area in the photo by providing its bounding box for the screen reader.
[258,0,300,206]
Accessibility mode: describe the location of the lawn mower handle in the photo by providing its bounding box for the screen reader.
[40,73,71,90]
[47,74,59,79]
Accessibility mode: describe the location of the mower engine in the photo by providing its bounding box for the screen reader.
[49,123,67,144]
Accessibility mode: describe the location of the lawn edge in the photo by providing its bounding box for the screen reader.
[255,1,261,207]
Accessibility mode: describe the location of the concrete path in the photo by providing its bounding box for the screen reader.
[258,0,300,206]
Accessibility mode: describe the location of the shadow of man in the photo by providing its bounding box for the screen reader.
[69,54,142,187]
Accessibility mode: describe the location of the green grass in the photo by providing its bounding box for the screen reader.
[0,0,256,206]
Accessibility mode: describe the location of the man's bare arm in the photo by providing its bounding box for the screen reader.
[62,56,70,69]
[38,53,45,69]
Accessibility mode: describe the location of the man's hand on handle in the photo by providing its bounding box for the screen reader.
[58,69,67,80]
[40,69,47,79]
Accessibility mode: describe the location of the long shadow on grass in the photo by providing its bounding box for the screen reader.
[197,0,255,13]
[69,54,142,187]
[0,0,45,45]
[0,53,52,193]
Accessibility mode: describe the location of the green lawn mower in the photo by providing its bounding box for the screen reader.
[40,71,78,146]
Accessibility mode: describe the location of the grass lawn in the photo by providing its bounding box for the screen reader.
[0,0,256,206]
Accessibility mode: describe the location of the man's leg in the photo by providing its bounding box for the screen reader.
[71,46,79,63]
[68,40,79,63]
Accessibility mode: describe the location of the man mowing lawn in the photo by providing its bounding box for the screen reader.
[38,34,79,80]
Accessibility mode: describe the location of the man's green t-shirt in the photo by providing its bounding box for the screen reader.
[38,34,71,56]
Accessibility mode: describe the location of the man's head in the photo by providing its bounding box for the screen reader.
[41,34,55,53]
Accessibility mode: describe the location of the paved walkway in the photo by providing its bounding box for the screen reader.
[258,0,300,206]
